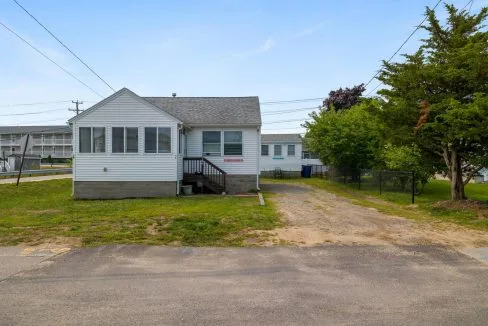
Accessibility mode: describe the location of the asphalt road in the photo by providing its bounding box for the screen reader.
[1,245,487,325]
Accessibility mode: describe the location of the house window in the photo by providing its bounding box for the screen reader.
[302,151,319,159]
[274,144,282,156]
[261,144,269,156]
[79,127,105,153]
[112,127,139,153]
[224,131,242,156]
[145,127,171,153]
[287,144,295,156]
[202,131,221,156]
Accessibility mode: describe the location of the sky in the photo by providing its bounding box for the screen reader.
[0,0,486,133]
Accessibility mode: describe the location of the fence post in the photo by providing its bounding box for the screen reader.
[379,170,383,195]
[344,170,346,185]
[411,170,415,205]
[358,170,361,190]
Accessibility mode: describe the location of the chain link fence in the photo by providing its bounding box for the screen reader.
[325,167,416,204]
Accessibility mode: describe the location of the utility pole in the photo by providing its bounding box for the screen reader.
[69,100,84,115]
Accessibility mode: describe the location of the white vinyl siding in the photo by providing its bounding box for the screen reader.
[260,142,323,171]
[187,127,259,175]
[73,91,179,182]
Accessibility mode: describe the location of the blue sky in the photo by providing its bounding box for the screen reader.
[0,0,485,132]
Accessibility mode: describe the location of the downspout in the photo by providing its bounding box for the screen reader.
[176,124,183,196]
[256,125,261,190]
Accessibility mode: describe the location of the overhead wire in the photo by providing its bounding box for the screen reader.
[0,21,104,98]
[12,0,116,93]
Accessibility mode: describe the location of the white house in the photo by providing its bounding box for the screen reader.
[68,88,261,199]
[260,134,323,172]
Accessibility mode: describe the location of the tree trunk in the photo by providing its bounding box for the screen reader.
[450,149,466,200]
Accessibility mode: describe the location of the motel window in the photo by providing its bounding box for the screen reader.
[112,127,138,153]
[202,131,221,156]
[261,144,269,156]
[145,127,171,153]
[79,127,105,153]
[224,131,242,156]
[274,144,282,156]
[287,144,295,156]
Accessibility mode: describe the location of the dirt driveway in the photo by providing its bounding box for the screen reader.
[261,183,488,248]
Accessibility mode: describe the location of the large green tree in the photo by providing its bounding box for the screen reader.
[304,100,383,170]
[378,4,488,200]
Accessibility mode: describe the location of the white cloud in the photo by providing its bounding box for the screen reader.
[257,38,277,52]
[232,37,277,58]
[294,22,325,37]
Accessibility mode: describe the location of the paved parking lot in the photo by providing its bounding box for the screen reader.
[1,245,487,325]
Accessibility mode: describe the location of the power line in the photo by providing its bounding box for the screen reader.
[0,20,104,98]
[0,100,71,107]
[260,98,323,105]
[364,0,443,91]
[365,0,474,97]
[262,106,319,115]
[263,118,311,124]
[12,0,116,93]
[0,108,66,116]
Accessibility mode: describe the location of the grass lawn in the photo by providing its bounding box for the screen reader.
[264,178,488,231]
[0,179,280,247]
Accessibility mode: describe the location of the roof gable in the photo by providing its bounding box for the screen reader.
[68,88,182,124]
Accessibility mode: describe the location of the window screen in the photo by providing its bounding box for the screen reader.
[79,127,91,153]
[126,128,138,153]
[261,144,269,156]
[145,127,157,153]
[158,128,171,153]
[112,127,124,153]
[92,128,105,153]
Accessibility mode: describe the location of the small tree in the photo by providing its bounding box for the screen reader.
[47,154,53,167]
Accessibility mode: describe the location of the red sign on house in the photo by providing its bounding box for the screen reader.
[224,158,244,162]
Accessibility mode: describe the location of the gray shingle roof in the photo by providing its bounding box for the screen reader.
[143,96,261,126]
[261,134,302,143]
[0,125,71,134]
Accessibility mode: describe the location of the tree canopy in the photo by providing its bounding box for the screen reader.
[378,4,488,200]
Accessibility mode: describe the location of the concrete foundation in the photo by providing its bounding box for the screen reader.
[74,181,177,199]
[225,174,257,194]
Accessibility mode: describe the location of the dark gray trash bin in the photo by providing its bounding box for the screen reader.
[301,165,312,178]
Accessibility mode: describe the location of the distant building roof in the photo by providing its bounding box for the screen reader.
[0,125,71,134]
[261,134,302,143]
[143,96,261,126]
